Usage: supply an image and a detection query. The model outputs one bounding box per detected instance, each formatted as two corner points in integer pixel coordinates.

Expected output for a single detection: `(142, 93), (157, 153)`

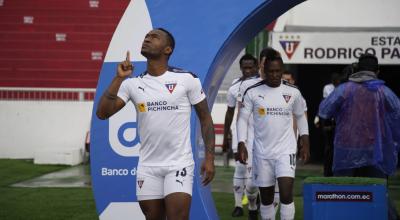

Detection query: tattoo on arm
(194, 99), (215, 156)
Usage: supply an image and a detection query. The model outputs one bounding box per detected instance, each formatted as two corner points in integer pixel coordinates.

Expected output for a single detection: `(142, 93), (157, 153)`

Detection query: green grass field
(0, 159), (399, 220)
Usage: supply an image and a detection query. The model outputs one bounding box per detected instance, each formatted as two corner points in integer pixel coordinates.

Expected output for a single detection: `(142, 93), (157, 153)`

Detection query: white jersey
(226, 75), (259, 155)
(238, 80), (305, 159)
(323, 83), (334, 98)
(117, 67), (206, 166)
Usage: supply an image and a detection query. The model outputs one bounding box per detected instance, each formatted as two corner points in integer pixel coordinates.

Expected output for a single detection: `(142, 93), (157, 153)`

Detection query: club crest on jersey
(137, 180), (144, 189)
(279, 35), (300, 59)
(137, 103), (147, 112)
(282, 94), (292, 103)
(165, 83), (177, 94)
(258, 107), (266, 116)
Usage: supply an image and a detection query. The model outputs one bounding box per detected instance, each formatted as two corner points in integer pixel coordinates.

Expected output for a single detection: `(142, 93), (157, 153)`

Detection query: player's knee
(245, 186), (258, 195)
(143, 212), (165, 220)
(279, 191), (293, 204)
(233, 185), (244, 193)
(167, 210), (189, 220)
(260, 194), (274, 205)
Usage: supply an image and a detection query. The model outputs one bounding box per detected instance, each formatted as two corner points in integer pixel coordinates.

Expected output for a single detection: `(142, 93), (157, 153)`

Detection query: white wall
(0, 101), (93, 163)
(274, 0), (400, 31)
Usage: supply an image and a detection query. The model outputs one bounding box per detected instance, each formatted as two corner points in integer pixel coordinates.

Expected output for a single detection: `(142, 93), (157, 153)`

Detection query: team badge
(137, 180), (144, 189)
(282, 94), (292, 103)
(247, 167), (252, 173)
(137, 103), (147, 112)
(279, 35), (300, 59)
(165, 83), (177, 94)
(258, 107), (266, 116)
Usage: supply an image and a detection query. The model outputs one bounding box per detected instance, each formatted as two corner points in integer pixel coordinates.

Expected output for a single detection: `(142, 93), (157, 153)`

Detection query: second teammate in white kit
(237, 56), (310, 220)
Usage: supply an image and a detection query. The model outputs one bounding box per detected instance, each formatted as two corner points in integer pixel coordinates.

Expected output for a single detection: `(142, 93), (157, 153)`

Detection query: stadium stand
(0, 0), (129, 92)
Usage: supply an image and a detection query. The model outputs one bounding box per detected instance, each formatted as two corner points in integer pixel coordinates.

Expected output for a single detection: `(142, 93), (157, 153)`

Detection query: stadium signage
(272, 32), (400, 64)
(315, 191), (373, 202)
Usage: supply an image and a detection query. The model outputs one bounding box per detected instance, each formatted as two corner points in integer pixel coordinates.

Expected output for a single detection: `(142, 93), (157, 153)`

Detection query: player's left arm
(194, 99), (216, 186)
(186, 74), (215, 186)
(293, 92), (310, 163)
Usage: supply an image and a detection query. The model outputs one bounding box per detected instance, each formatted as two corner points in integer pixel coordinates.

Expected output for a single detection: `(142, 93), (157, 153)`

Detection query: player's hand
(238, 142), (248, 164)
(298, 135), (310, 164)
(200, 157), (215, 186)
(117, 51), (134, 78)
(233, 152), (240, 161)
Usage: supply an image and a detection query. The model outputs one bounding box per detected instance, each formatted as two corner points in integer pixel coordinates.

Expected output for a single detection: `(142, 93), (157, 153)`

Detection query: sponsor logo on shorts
(247, 167), (252, 173)
(176, 179), (184, 186)
(137, 180), (144, 189)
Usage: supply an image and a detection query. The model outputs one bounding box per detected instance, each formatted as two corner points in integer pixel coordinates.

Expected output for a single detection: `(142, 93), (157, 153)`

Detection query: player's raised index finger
(126, 51), (130, 62)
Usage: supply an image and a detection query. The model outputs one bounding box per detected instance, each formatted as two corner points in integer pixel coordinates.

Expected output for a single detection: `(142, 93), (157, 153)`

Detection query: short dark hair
(264, 56), (284, 73)
(341, 64), (354, 80)
(156, 28), (175, 52)
(282, 70), (296, 81)
(259, 47), (281, 62)
(358, 53), (379, 72)
(239, 54), (257, 67)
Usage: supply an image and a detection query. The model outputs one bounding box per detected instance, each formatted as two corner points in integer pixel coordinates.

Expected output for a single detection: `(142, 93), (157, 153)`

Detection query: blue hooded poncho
(318, 71), (400, 175)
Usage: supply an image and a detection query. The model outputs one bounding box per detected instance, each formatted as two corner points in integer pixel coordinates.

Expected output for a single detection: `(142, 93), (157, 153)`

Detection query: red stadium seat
(0, 0), (129, 89)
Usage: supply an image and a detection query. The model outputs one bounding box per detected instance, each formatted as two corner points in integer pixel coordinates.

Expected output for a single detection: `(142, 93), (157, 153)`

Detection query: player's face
(240, 60), (258, 78)
(141, 30), (171, 59)
(282, 73), (295, 84)
(265, 60), (283, 88)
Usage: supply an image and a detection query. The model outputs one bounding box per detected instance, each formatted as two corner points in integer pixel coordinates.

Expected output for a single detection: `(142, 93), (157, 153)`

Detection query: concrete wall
(0, 101), (228, 163)
(0, 101), (93, 164)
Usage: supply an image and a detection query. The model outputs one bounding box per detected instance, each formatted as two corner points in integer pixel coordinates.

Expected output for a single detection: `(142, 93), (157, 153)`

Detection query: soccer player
(222, 54), (260, 219)
(96, 28), (215, 220)
(237, 56), (310, 220)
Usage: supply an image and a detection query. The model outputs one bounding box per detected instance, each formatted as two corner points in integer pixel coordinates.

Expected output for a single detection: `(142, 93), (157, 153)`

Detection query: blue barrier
(303, 177), (387, 220)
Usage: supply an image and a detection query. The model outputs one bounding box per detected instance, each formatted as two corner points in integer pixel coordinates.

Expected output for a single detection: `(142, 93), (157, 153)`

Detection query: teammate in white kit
(96, 28), (215, 220)
(237, 56), (310, 220)
(222, 54), (260, 219)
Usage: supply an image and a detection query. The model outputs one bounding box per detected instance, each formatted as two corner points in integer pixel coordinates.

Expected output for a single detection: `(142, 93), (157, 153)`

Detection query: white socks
(280, 202), (295, 220)
(260, 204), (275, 220)
(246, 186), (258, 211)
(260, 202), (294, 220)
(233, 178), (245, 207)
(273, 184), (280, 218)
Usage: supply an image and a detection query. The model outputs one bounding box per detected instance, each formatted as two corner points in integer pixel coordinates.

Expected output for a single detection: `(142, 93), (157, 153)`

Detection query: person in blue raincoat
(318, 53), (400, 219)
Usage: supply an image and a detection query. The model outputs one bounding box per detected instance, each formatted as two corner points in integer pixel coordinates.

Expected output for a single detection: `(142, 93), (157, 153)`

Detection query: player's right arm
(96, 51), (133, 120)
(222, 87), (236, 152)
(236, 91), (253, 164)
(222, 106), (234, 152)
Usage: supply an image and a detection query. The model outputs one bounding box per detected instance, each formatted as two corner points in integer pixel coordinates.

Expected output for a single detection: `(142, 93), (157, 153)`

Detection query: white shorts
(136, 164), (194, 201)
(233, 161), (257, 189)
(252, 154), (296, 187)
